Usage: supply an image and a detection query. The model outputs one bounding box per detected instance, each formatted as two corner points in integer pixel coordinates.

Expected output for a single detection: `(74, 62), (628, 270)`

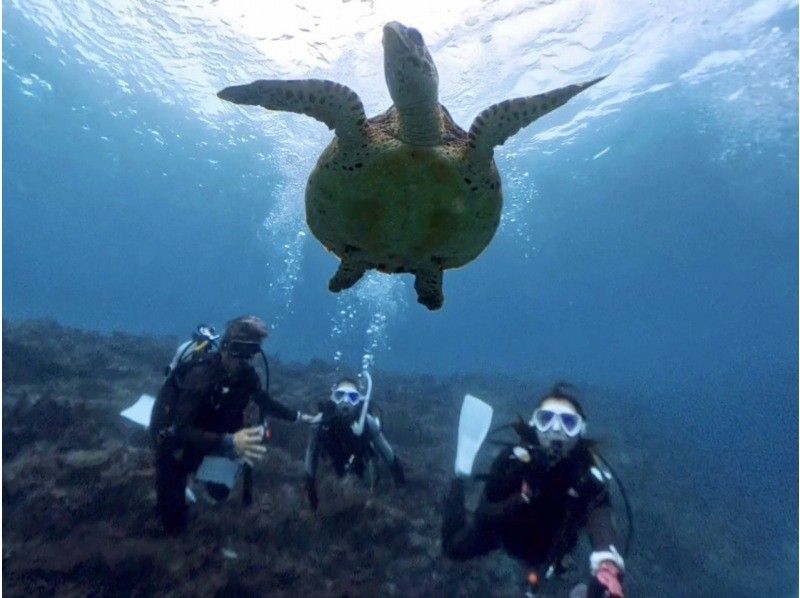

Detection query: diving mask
(530, 407), (585, 438)
(331, 389), (362, 405)
(226, 341), (261, 360)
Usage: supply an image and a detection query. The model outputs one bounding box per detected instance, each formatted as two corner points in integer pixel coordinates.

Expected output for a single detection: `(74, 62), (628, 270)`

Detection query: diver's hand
(232, 427), (267, 464)
(593, 561), (624, 598)
(521, 480), (533, 503)
(298, 412), (323, 424)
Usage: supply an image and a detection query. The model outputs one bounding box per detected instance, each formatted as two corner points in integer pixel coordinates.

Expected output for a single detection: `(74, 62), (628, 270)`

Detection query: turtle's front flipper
(467, 76), (606, 162)
(218, 79), (367, 142)
(414, 268), (444, 310)
(329, 259), (367, 292)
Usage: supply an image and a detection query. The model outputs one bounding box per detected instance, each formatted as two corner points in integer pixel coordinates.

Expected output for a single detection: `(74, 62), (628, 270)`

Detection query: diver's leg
(441, 478), (468, 555)
(156, 450), (188, 535)
(441, 478), (498, 560)
(388, 456), (406, 486)
(332, 453), (347, 477)
(367, 417), (395, 461)
(241, 463), (253, 506)
(367, 457), (378, 491)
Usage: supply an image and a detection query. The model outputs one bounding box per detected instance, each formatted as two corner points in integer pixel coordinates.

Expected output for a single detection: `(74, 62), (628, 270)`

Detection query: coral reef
(2, 320), (790, 596)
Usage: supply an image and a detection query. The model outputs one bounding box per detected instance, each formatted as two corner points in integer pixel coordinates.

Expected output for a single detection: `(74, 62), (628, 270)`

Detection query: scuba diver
(150, 315), (318, 535)
(442, 383), (626, 597)
(303, 375), (406, 510)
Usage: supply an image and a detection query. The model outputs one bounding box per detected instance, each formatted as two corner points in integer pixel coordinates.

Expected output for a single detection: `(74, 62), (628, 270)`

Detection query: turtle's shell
(305, 107), (502, 273)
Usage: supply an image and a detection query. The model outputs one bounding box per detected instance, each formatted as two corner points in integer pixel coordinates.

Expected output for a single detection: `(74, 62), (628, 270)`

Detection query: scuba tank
(164, 324), (221, 377)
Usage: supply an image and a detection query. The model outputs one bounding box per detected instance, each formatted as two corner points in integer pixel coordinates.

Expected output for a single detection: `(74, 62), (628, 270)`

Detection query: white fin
(455, 394), (494, 477)
(120, 394), (155, 427)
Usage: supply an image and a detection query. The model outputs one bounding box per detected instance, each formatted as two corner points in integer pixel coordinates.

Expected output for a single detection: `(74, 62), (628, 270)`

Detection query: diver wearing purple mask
(303, 376), (405, 510)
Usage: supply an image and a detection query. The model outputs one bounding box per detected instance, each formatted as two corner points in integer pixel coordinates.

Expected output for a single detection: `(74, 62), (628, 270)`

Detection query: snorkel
(350, 371), (373, 436)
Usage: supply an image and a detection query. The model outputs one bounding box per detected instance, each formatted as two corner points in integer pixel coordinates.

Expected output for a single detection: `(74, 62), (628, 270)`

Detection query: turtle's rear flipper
(414, 269), (444, 310)
(329, 259), (367, 292)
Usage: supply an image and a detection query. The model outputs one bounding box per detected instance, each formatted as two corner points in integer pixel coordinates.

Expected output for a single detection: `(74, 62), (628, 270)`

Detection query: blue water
(4, 1), (798, 594)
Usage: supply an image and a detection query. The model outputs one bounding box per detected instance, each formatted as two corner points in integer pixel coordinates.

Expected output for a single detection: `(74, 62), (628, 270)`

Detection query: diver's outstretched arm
(365, 415), (395, 463)
(587, 504), (618, 552)
(365, 415), (405, 485)
(253, 390), (300, 423)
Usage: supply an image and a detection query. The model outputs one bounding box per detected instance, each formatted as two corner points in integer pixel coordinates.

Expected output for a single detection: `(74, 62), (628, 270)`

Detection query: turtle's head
(382, 22), (439, 108)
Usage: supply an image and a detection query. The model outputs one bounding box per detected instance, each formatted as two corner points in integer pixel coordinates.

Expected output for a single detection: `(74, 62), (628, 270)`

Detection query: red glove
(595, 561), (624, 597)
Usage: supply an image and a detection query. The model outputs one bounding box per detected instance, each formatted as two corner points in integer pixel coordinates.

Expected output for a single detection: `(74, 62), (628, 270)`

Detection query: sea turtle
(218, 22), (603, 310)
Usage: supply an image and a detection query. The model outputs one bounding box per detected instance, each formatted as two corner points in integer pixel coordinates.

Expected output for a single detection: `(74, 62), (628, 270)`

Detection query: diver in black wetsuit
(150, 315), (317, 534)
(303, 377), (405, 510)
(442, 384), (625, 597)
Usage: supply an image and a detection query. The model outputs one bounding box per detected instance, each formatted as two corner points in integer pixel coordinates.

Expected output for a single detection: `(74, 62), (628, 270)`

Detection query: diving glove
(232, 426), (268, 464)
(298, 412), (323, 424)
(588, 561), (624, 598)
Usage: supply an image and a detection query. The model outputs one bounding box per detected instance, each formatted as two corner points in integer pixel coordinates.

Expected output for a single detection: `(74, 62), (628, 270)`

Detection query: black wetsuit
(303, 401), (405, 509)
(442, 440), (617, 570)
(150, 353), (297, 533)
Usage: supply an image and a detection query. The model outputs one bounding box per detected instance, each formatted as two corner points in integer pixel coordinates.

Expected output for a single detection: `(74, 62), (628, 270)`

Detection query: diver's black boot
(390, 456), (406, 487)
(155, 450), (189, 535)
(441, 478), (466, 534)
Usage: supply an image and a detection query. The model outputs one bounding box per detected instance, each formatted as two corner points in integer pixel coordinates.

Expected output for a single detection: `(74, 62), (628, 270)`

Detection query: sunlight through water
(8, 0), (796, 365)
